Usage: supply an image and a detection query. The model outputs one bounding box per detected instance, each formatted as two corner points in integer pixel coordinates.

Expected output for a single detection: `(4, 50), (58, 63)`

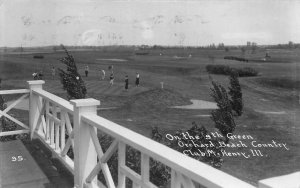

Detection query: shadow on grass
(255, 77), (300, 90)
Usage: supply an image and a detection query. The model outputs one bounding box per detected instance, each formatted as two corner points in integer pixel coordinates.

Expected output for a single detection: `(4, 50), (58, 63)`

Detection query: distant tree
(153, 45), (159, 50)
(218, 43), (225, 50)
(246, 41), (251, 47)
(210, 81), (236, 143)
(241, 47), (246, 55)
(225, 47), (230, 52)
(288, 41), (294, 49)
(228, 71), (243, 116)
(251, 42), (257, 54)
(57, 45), (87, 100)
(210, 43), (216, 49)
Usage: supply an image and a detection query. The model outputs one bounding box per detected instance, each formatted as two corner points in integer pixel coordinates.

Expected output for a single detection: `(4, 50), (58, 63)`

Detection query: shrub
(94, 122), (224, 187)
(33, 55), (44, 59)
(0, 118), (18, 142)
(57, 45), (87, 100)
(0, 83), (17, 141)
(206, 65), (232, 75)
(164, 122), (224, 169)
(97, 133), (170, 187)
(224, 56), (248, 62)
(228, 72), (243, 116)
(210, 81), (236, 143)
(236, 67), (258, 77)
(206, 65), (258, 77)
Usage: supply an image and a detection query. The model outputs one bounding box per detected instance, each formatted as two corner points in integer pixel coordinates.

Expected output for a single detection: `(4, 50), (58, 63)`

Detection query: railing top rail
(32, 89), (73, 113)
(0, 89), (30, 95)
(82, 114), (256, 188)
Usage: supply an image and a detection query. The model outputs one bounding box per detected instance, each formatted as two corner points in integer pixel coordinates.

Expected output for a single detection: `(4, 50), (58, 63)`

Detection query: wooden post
(141, 153), (150, 184)
(71, 98), (100, 188)
(160, 82), (164, 89)
(118, 141), (126, 188)
(27, 80), (45, 140)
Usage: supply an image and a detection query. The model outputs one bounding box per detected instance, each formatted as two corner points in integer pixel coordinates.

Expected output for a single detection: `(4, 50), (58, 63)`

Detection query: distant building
(140, 45), (150, 50)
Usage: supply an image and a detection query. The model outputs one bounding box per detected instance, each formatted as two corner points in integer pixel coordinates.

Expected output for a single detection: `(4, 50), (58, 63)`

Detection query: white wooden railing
(0, 89), (30, 137)
(0, 80), (298, 188)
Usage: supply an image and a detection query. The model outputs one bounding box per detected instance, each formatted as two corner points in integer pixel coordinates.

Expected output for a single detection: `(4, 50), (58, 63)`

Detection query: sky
(0, 0), (300, 47)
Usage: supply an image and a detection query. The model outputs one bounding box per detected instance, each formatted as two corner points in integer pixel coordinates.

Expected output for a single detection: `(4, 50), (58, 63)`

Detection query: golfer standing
(109, 72), (114, 86)
(101, 69), (105, 80)
(135, 72), (140, 87)
(38, 71), (43, 80)
(85, 66), (89, 77)
(125, 75), (129, 91)
(32, 71), (38, 80)
(108, 65), (114, 72)
(51, 66), (56, 79)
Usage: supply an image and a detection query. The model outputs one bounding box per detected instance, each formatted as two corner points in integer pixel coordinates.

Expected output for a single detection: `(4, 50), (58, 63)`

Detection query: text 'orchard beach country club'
(165, 132), (290, 158)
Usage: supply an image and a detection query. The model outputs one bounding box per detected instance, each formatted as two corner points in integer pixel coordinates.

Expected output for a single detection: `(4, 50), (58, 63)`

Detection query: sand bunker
(96, 58), (127, 62)
(194, 114), (211, 117)
(173, 56), (187, 59)
(260, 98), (269, 101)
(255, 110), (286, 115)
(173, 99), (218, 110)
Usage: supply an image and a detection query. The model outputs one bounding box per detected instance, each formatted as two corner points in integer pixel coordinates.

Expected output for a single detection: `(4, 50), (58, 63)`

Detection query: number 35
(12, 156), (23, 162)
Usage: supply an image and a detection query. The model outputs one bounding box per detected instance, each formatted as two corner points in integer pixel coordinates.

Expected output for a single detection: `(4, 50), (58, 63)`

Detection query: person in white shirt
(101, 69), (105, 80)
(32, 72), (38, 80)
(135, 72), (140, 87)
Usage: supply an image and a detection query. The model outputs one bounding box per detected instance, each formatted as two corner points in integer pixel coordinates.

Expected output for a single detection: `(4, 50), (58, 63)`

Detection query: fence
(0, 89), (30, 137)
(0, 80), (295, 188)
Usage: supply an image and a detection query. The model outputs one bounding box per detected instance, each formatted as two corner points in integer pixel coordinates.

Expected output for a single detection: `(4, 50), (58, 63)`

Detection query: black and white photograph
(0, 0), (299, 187)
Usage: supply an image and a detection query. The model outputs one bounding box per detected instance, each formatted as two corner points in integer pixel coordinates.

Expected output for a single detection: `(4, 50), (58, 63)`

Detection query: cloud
(1, 0), (299, 47)
(142, 29), (153, 40)
(81, 29), (102, 45)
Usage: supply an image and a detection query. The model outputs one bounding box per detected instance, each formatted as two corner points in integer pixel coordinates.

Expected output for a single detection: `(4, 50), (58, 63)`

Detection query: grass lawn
(1, 47), (300, 186)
